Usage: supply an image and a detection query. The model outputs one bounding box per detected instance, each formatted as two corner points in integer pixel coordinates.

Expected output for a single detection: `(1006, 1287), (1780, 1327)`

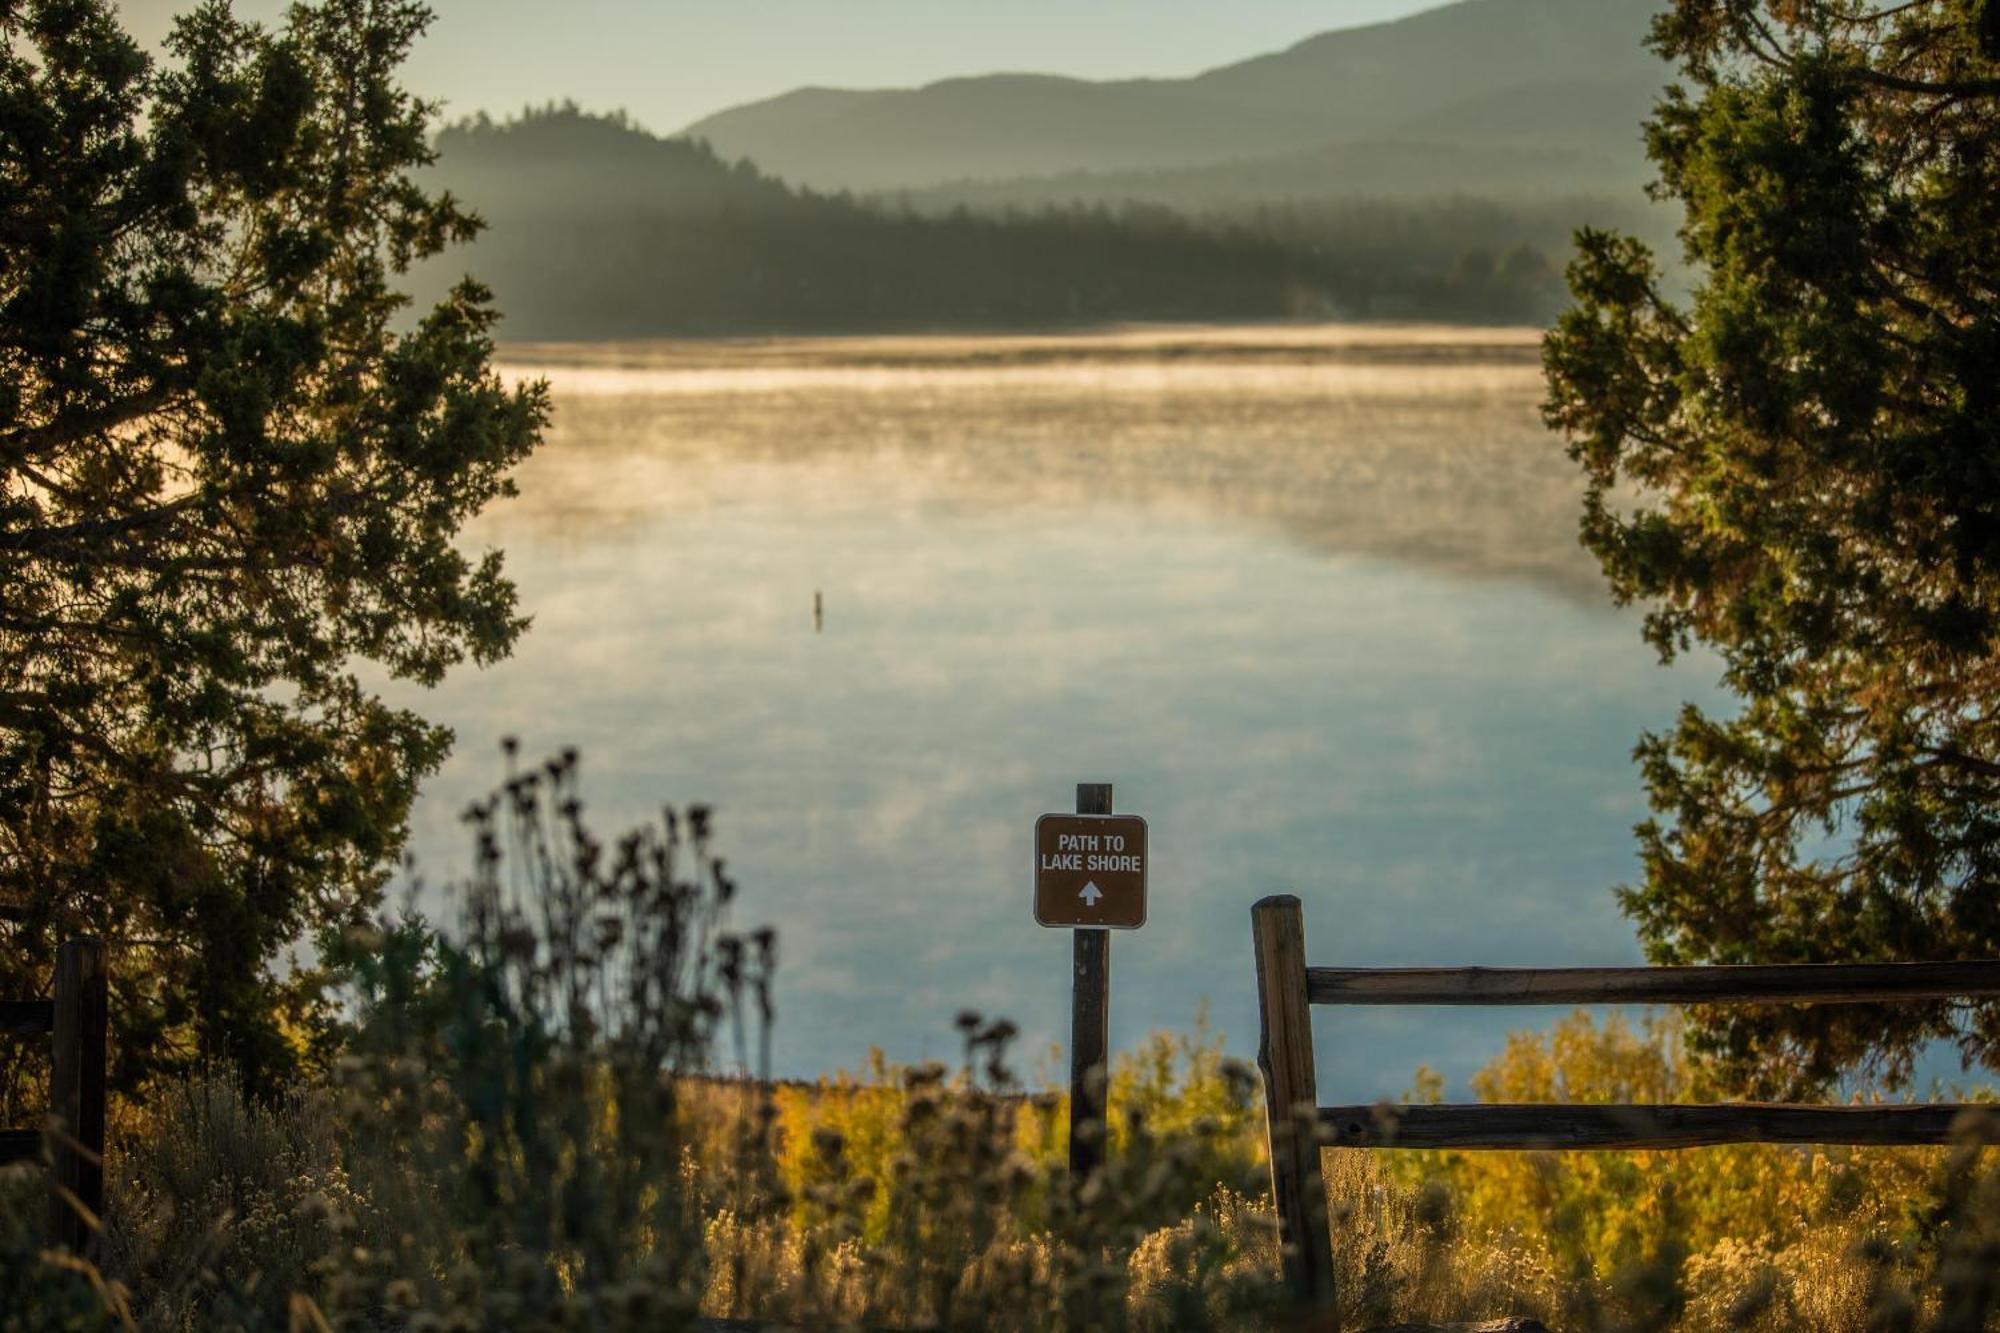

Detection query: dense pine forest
(413, 107), (1588, 337)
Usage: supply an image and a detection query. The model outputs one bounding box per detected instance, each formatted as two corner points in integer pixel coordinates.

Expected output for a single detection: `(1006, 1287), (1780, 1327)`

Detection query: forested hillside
(415, 108), (1588, 338)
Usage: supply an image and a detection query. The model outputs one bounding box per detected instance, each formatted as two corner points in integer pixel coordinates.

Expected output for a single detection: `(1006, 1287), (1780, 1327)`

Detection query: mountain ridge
(410, 107), (1598, 339)
(679, 0), (1668, 192)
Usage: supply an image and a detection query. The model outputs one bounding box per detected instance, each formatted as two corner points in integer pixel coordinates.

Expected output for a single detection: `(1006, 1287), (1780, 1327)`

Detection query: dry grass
(2, 760), (1994, 1331)
(5, 1020), (1996, 1331)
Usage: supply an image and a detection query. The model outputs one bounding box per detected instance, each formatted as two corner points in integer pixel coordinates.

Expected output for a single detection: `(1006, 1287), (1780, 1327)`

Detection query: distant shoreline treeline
(414, 106), (1664, 340)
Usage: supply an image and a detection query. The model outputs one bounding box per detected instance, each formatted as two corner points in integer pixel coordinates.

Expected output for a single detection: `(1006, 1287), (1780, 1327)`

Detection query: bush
(1381, 1011), (2000, 1330)
(101, 1075), (355, 1330)
(302, 746), (773, 1330)
(6, 755), (1996, 1331)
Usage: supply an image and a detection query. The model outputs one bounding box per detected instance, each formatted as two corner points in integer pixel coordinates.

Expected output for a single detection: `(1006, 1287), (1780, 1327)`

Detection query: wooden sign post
(1035, 783), (1148, 1188)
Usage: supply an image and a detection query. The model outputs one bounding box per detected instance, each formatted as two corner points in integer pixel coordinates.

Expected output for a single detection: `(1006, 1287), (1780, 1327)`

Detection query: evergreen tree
(1544, 1), (2000, 1093)
(0, 0), (546, 1088)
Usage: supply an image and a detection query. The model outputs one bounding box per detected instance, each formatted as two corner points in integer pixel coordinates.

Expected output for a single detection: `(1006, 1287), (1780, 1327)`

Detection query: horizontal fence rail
(1249, 894), (2000, 1325)
(1319, 1102), (1999, 1150)
(0, 1000), (54, 1036)
(1307, 961), (2000, 1007)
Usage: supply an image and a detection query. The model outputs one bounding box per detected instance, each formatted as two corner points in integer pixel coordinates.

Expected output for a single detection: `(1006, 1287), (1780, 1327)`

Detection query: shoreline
(495, 319), (1548, 373)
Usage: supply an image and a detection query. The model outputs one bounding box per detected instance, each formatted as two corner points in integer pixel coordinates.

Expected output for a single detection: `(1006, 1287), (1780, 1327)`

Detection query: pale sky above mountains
(115, 0), (1442, 135)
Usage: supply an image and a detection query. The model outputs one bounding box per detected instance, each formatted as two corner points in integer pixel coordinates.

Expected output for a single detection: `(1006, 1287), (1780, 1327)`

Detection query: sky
(114, 0), (1445, 135)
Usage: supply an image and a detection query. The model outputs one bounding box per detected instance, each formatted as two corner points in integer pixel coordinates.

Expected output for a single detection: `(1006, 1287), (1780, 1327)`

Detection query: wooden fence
(1250, 895), (2000, 1321)
(0, 939), (108, 1255)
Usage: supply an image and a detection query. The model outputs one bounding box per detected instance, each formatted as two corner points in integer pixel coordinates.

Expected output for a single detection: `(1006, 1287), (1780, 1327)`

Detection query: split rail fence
(0, 938), (108, 1255)
(1250, 894), (2000, 1321)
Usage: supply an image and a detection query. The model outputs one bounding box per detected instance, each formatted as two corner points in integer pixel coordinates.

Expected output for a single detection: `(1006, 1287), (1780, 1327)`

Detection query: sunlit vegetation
(0, 0), (549, 1102)
(2, 759), (1993, 1330)
(1383, 1015), (1999, 1329)
(1542, 0), (2000, 1093)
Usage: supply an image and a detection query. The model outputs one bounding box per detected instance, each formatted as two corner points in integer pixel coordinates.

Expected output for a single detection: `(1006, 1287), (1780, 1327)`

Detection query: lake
(381, 325), (1728, 1099)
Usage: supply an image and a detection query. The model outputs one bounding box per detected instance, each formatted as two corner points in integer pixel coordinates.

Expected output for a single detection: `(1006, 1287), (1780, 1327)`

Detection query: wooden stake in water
(1069, 782), (1112, 1188)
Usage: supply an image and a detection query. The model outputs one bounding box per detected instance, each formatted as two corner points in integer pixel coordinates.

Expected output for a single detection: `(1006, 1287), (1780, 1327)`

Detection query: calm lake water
(382, 325), (1730, 1098)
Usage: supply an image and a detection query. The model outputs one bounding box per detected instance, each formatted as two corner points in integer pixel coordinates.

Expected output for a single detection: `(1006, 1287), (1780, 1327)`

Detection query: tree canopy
(0, 0), (545, 1089)
(1544, 0), (2000, 1094)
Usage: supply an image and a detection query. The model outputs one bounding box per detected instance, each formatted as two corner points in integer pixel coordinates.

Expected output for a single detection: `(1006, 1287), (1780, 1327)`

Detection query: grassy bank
(2, 764), (1992, 1331)
(4, 1012), (1993, 1330)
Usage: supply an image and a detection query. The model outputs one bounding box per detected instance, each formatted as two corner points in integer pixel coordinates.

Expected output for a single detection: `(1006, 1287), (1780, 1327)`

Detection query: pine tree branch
(1852, 66), (2000, 97)
(0, 494), (201, 554)
(0, 388), (174, 460)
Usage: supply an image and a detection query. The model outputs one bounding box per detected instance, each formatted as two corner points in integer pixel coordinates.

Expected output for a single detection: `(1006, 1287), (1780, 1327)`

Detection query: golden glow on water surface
(385, 325), (1715, 1094)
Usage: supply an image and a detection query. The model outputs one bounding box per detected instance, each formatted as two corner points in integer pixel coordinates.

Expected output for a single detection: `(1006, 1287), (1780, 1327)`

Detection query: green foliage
(1542, 0), (2000, 1094)
(7, 991), (2000, 1330)
(1105, 1005), (1267, 1211)
(770, 1005), (1265, 1254)
(720, 1012), (1285, 1332)
(1, 754), (1290, 1332)
(1383, 1011), (2000, 1331)
(0, 0), (546, 1092)
(301, 749), (770, 1331)
(96, 1074), (354, 1330)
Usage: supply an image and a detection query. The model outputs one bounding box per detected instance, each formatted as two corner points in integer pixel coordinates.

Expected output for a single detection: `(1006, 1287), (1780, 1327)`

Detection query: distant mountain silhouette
(680, 0), (1666, 192)
(414, 108), (1599, 339)
(892, 130), (1653, 219)
(434, 107), (800, 215)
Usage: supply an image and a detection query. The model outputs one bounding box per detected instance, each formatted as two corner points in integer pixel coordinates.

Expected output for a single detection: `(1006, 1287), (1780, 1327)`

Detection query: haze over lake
(382, 325), (1724, 1098)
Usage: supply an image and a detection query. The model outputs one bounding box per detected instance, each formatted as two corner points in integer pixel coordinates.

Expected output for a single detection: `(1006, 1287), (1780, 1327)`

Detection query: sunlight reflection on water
(382, 325), (1730, 1097)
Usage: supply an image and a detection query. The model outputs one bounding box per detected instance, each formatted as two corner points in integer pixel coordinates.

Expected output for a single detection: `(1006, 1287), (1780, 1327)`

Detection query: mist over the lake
(374, 326), (1729, 1099)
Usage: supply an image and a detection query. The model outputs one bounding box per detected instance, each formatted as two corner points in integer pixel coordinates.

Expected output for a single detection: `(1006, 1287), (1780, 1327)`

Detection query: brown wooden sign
(1035, 813), (1148, 929)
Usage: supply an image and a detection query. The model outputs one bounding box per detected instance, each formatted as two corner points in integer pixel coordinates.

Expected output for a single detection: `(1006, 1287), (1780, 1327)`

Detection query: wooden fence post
(1253, 895), (1336, 1323)
(48, 937), (106, 1257)
(1068, 782), (1113, 1190)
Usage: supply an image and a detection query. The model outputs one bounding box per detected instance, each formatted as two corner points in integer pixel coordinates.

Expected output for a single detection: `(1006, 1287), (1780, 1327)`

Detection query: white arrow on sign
(1078, 882), (1103, 906)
